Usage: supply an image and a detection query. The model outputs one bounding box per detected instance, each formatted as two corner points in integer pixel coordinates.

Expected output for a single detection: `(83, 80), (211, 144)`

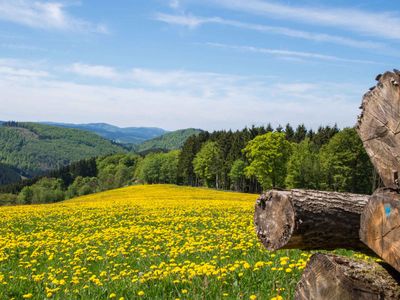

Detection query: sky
(0, 0), (399, 131)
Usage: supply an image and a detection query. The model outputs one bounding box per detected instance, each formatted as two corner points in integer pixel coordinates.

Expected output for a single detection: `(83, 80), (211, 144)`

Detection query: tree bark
(295, 253), (400, 300)
(254, 189), (370, 251)
(356, 70), (400, 189)
(360, 188), (400, 273)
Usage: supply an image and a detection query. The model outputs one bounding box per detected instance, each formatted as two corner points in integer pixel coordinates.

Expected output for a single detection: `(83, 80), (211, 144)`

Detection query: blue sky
(0, 0), (399, 130)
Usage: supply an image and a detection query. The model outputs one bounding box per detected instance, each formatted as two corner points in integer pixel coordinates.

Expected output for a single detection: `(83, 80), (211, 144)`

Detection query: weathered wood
(360, 188), (400, 272)
(357, 70), (400, 188)
(254, 189), (370, 251)
(295, 253), (400, 300)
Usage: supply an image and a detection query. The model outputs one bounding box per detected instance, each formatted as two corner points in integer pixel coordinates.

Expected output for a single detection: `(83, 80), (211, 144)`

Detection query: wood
(360, 188), (400, 272)
(295, 253), (400, 300)
(357, 70), (400, 188)
(254, 189), (370, 251)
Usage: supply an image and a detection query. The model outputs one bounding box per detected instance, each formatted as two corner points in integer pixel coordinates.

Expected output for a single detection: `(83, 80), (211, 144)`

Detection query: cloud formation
(0, 59), (363, 130)
(155, 13), (385, 50)
(209, 0), (400, 40)
(207, 43), (378, 65)
(0, 0), (108, 33)
(69, 63), (118, 79)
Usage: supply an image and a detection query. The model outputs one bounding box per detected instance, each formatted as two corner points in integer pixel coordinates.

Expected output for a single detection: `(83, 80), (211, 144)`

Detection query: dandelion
(22, 294), (33, 299)
(138, 291), (145, 296)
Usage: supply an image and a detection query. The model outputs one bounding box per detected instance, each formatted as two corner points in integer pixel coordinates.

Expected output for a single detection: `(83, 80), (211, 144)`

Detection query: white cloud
(0, 58), (363, 131)
(69, 63), (118, 79)
(209, 0), (400, 40)
(0, 58), (49, 79)
(207, 42), (378, 65)
(0, 0), (108, 33)
(155, 13), (385, 50)
(169, 0), (180, 9)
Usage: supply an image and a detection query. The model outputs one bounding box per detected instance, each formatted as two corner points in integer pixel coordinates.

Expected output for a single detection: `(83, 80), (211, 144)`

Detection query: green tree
(229, 159), (246, 191)
(159, 150), (180, 184)
(193, 141), (222, 188)
(285, 138), (321, 189)
(17, 177), (64, 204)
(97, 153), (139, 190)
(319, 127), (373, 193)
(66, 176), (100, 198)
(243, 132), (292, 189)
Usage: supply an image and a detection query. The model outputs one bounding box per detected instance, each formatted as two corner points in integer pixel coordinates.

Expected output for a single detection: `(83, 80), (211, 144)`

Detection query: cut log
(357, 70), (400, 188)
(295, 253), (400, 300)
(360, 188), (400, 272)
(254, 189), (370, 251)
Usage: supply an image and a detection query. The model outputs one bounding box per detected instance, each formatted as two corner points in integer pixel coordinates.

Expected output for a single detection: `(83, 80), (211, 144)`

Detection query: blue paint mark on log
(385, 204), (391, 218)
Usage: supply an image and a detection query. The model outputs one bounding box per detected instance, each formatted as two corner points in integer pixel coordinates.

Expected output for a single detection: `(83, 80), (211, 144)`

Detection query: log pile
(254, 70), (400, 299)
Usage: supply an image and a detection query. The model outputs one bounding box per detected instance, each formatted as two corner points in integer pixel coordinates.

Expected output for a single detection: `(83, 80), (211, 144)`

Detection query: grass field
(0, 185), (313, 299)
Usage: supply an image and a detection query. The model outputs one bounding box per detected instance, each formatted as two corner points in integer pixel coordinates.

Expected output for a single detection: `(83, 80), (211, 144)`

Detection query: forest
(0, 123), (376, 206)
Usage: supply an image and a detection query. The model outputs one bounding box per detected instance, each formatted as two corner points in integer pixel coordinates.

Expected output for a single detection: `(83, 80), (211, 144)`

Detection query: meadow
(0, 185), (324, 299)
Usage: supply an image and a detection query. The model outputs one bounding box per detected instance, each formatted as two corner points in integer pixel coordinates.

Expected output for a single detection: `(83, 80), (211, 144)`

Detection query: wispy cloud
(69, 63), (118, 79)
(207, 42), (379, 65)
(0, 0), (108, 33)
(209, 0), (400, 40)
(0, 58), (363, 130)
(155, 13), (385, 50)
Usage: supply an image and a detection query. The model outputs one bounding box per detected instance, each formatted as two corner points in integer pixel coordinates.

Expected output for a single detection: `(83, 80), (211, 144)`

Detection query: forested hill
(0, 163), (21, 185)
(0, 122), (125, 179)
(43, 122), (166, 144)
(136, 128), (203, 153)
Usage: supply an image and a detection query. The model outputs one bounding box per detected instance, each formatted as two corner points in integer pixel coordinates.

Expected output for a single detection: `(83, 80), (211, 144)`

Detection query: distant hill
(43, 122), (166, 144)
(0, 122), (125, 179)
(136, 128), (203, 153)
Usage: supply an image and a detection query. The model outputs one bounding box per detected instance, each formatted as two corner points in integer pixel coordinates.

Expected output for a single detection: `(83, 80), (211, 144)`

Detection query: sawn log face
(357, 70), (400, 188)
(360, 188), (400, 273)
(295, 253), (400, 300)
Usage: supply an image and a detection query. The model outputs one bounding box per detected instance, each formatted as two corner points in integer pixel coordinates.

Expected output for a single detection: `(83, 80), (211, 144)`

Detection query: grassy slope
(0, 185), (365, 299)
(0, 122), (125, 177)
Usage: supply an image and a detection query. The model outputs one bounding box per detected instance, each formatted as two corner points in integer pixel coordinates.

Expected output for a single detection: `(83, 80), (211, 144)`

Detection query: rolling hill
(43, 122), (166, 144)
(0, 122), (126, 179)
(135, 128), (203, 153)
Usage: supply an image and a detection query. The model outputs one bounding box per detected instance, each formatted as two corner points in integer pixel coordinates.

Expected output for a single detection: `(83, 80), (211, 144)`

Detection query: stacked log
(295, 254), (400, 300)
(254, 189), (369, 251)
(254, 70), (400, 298)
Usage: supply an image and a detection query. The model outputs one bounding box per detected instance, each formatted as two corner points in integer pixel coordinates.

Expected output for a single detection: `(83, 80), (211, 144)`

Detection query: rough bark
(360, 188), (400, 272)
(356, 70), (400, 188)
(254, 189), (369, 251)
(295, 253), (400, 300)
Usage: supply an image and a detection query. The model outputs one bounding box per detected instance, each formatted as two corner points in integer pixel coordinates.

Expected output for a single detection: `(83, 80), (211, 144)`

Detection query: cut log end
(357, 70), (400, 188)
(295, 253), (400, 300)
(254, 190), (294, 250)
(360, 189), (400, 273)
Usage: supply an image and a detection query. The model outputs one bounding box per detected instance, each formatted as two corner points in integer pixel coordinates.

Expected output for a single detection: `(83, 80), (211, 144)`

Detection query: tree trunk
(356, 70), (400, 189)
(295, 253), (400, 300)
(254, 189), (370, 251)
(360, 188), (400, 272)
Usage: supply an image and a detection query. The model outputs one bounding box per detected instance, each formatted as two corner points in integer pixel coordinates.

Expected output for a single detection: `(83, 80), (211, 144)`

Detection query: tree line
(0, 124), (377, 206)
